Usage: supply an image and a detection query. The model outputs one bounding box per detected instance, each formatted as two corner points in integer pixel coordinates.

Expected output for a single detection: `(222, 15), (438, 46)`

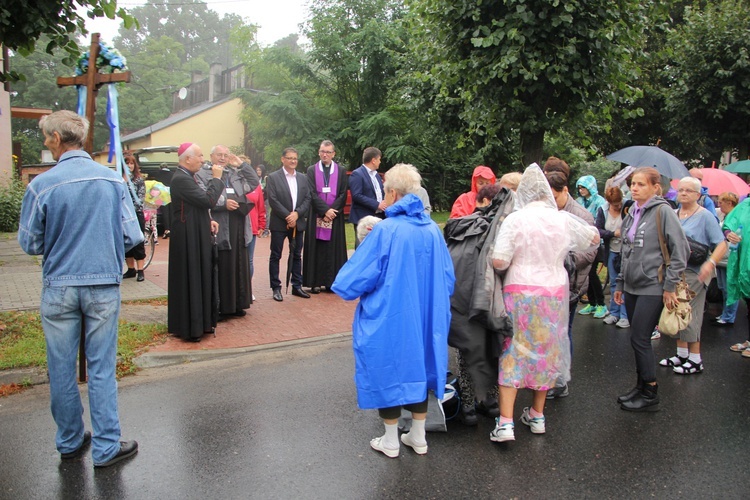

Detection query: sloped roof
(121, 95), (235, 143)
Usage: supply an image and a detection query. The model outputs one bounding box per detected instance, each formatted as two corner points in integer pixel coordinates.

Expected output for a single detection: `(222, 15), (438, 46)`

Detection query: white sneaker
(616, 318), (630, 328)
(252, 294), (256, 301)
(370, 436), (399, 458)
(603, 315), (618, 325)
(490, 419), (515, 442)
(520, 407), (546, 434)
(400, 432), (428, 455)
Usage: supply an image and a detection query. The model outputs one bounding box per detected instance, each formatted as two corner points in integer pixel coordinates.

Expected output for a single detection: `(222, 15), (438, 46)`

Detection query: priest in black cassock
(303, 140), (348, 293)
(168, 142), (224, 342)
(196, 145), (259, 318)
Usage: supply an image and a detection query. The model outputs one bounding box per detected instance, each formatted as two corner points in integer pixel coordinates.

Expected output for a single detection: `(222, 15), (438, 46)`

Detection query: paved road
(1, 308), (748, 499)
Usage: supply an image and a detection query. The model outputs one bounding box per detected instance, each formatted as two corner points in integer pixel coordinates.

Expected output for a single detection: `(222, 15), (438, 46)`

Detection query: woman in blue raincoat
(576, 174), (608, 318)
(332, 163), (455, 459)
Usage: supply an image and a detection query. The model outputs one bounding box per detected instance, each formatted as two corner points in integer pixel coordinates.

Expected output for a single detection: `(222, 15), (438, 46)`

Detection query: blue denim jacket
(18, 150), (144, 286)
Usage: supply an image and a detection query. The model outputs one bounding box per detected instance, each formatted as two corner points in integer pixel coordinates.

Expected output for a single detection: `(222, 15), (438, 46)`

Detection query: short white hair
(679, 176), (702, 193)
(383, 163), (421, 197)
(356, 216), (383, 242)
(178, 144), (198, 163)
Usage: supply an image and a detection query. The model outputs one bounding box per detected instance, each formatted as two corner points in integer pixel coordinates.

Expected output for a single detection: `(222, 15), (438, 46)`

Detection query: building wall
(0, 85), (12, 185)
(123, 98), (245, 153)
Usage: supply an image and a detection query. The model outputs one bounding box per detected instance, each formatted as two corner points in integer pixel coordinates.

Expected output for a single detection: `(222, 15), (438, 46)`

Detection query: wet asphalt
(1, 303), (749, 499)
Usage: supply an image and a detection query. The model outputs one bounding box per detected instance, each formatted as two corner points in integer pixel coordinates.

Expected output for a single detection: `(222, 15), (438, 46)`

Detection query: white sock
(677, 347), (689, 359)
(409, 418), (427, 444)
(382, 422), (399, 449)
(688, 352), (702, 364)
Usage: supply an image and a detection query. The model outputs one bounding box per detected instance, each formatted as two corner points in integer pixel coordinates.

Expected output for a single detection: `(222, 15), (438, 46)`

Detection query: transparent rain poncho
(491, 164), (599, 389)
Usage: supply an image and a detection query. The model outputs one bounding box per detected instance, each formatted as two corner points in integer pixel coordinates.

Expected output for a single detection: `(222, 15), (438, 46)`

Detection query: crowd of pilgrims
(128, 144), (748, 456)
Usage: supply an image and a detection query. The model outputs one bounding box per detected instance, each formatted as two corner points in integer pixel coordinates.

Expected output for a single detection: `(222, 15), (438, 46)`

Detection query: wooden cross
(56, 33), (131, 154)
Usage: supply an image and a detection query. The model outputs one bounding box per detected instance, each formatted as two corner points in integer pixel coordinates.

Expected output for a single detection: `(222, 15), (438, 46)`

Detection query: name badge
(322, 187), (331, 193)
(226, 188), (236, 194)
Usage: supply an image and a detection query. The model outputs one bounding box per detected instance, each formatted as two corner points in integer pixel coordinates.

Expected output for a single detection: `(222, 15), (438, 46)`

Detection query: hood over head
(575, 175), (599, 197)
(471, 166), (496, 193)
(514, 164), (557, 211)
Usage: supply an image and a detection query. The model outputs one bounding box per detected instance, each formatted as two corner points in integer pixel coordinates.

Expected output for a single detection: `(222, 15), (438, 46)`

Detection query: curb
(134, 332), (353, 368)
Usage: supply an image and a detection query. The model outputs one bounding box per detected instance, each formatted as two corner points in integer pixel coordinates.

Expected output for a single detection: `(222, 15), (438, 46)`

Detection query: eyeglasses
(283, 157), (298, 161)
(677, 188), (698, 194)
(319, 150), (334, 155)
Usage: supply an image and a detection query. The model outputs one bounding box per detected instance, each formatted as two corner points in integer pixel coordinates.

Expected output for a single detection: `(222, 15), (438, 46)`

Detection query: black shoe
(617, 375), (644, 403)
(620, 383), (660, 412)
(476, 399), (500, 418)
(136, 270), (145, 282)
(162, 230), (170, 239)
(310, 286), (321, 294)
(233, 310), (247, 317)
(459, 405), (478, 426)
(122, 268), (136, 279)
(292, 287), (311, 298)
(273, 289), (283, 302)
(546, 384), (569, 400)
(61, 431), (91, 459)
(94, 440), (138, 468)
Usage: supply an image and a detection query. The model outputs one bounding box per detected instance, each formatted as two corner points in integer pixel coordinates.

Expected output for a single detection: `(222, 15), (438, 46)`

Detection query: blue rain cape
(332, 194), (455, 410)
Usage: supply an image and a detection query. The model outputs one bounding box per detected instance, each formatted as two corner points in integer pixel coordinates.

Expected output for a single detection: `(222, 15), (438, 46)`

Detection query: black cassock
(168, 169), (224, 340)
(302, 164), (348, 289)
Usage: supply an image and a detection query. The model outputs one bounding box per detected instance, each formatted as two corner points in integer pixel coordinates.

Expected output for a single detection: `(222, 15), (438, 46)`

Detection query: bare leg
(499, 386), (517, 419)
(532, 390), (547, 414)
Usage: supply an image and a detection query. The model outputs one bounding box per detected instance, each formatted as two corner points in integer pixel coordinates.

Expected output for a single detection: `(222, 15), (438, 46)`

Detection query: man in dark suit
(349, 146), (386, 248)
(266, 147), (311, 301)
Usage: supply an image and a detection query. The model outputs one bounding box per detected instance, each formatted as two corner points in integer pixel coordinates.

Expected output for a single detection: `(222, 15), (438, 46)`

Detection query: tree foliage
(0, 0), (137, 81)
(663, 0), (750, 161)
(405, 0), (649, 166)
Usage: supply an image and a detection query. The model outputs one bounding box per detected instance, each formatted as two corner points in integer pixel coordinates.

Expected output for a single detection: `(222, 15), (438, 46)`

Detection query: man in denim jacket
(18, 110), (143, 468)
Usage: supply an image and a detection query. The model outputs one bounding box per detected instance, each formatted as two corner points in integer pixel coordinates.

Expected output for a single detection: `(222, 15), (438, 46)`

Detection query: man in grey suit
(266, 147), (312, 301)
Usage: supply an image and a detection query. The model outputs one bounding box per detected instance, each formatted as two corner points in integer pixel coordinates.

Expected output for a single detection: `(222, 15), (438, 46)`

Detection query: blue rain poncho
(332, 194), (455, 410)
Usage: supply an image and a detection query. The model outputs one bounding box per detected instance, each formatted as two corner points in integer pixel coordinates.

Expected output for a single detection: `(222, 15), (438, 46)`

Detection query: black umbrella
(606, 145), (689, 179)
(285, 227), (296, 294)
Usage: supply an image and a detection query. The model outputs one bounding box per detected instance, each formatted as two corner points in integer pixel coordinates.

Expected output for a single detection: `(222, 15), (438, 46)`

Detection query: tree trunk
(520, 129), (546, 168)
(738, 143), (749, 161)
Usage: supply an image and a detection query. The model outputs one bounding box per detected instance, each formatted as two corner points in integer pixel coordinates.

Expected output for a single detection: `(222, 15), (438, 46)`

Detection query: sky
(83, 0), (310, 47)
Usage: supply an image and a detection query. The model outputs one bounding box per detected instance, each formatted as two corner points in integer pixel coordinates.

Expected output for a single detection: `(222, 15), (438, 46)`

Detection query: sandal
(659, 356), (687, 367)
(673, 359), (704, 375)
(742, 350), (750, 359)
(730, 341), (750, 352)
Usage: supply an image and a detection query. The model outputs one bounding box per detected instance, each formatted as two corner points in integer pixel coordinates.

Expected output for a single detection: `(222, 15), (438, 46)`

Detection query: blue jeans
(40, 285), (122, 465)
(247, 234), (256, 279)
(607, 252), (628, 320)
(716, 267), (739, 323)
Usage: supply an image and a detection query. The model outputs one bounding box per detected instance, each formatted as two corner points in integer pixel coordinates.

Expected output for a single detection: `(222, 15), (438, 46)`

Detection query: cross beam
(56, 33), (131, 154)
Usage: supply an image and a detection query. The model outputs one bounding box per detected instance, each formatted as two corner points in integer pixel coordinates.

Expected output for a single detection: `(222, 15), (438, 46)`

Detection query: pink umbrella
(670, 168), (750, 196)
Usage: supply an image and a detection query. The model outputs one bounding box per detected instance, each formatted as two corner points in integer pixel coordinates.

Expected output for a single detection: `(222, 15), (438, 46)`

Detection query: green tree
(663, 0), (750, 161)
(405, 0), (649, 166)
(0, 0), (136, 81)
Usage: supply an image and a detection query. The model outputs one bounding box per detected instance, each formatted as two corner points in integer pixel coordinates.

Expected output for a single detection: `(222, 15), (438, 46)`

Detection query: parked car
(131, 146), (179, 186)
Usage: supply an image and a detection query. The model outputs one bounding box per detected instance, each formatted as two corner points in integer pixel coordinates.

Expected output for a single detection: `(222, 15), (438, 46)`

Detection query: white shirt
(284, 169), (298, 210)
(367, 167), (383, 202)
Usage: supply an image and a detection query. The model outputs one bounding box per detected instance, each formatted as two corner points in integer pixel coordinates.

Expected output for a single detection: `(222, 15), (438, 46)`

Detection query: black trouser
(125, 210), (146, 260)
(586, 256), (605, 307)
(269, 228), (304, 290)
(378, 398), (429, 420)
(624, 293), (663, 383)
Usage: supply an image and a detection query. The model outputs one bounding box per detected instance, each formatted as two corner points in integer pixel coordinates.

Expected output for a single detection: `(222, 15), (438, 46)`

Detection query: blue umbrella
(606, 146), (690, 179)
(725, 159), (750, 174)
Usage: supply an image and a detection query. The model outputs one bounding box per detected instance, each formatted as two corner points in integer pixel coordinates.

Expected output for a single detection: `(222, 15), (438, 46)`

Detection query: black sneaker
(546, 385), (569, 400)
(476, 399), (500, 418)
(60, 431), (91, 459)
(459, 405), (478, 426)
(122, 268), (137, 279)
(94, 440), (138, 468)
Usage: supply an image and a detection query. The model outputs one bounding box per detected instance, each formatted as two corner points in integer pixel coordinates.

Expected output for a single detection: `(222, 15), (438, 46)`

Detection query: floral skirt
(499, 288), (570, 391)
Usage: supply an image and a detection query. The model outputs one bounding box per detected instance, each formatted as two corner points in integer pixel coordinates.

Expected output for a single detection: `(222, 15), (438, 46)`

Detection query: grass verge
(0, 310), (168, 382)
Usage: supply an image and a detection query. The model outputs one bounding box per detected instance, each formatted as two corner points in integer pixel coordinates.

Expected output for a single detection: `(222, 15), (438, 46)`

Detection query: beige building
(99, 63), (249, 164)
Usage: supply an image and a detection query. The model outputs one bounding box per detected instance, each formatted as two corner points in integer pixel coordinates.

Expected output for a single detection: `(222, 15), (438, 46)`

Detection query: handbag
(686, 235), (710, 265)
(655, 206), (695, 337)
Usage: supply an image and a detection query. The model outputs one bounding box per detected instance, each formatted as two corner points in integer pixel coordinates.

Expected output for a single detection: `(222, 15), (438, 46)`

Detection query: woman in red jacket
(450, 166), (496, 218)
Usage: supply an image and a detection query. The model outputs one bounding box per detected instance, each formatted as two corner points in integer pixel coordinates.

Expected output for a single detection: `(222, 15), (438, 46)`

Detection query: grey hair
(383, 163), (422, 197)
(320, 140), (335, 151)
(178, 144), (198, 163)
(39, 110), (88, 147)
(679, 176), (702, 193)
(211, 144), (228, 155)
(356, 216), (383, 242)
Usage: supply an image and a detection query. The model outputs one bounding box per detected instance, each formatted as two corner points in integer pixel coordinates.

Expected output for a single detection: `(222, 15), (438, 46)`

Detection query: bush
(0, 176), (25, 232)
